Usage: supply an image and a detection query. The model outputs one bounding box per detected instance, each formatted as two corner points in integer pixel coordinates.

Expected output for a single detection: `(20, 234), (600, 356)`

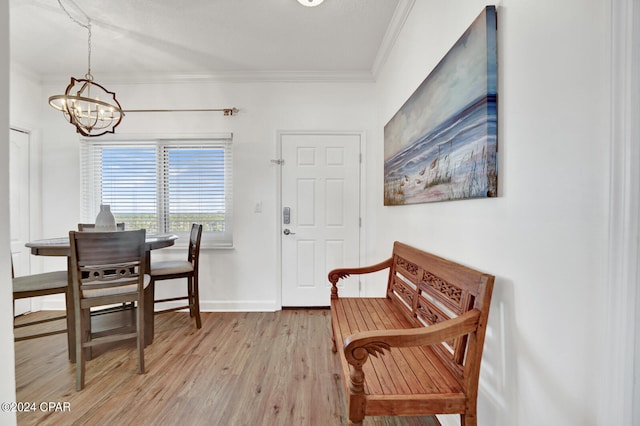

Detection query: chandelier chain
(50, 0), (236, 137)
(87, 21), (92, 80)
(57, 0), (93, 79)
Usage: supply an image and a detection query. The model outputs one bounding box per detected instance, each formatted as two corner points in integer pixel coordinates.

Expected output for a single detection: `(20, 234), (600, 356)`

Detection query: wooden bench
(329, 242), (494, 426)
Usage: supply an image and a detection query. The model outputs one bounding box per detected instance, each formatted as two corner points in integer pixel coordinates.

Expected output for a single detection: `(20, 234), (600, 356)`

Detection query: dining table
(25, 233), (178, 362)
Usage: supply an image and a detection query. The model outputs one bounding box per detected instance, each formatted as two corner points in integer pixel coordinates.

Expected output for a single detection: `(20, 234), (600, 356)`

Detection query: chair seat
(150, 260), (193, 276)
(12, 268), (69, 344)
(13, 270), (68, 296)
(83, 275), (151, 298)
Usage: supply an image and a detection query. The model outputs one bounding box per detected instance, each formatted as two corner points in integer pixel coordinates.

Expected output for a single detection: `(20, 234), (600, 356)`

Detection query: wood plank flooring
(14, 310), (440, 426)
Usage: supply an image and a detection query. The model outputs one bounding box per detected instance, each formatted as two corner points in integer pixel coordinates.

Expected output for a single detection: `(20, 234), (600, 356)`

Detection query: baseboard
(200, 300), (279, 312)
(40, 299), (280, 312)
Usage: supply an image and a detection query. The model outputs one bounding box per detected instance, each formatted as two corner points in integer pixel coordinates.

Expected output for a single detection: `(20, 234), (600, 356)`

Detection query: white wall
(1, 0), (18, 424)
(6, 0), (624, 424)
(373, 1), (610, 425)
(36, 79), (377, 311)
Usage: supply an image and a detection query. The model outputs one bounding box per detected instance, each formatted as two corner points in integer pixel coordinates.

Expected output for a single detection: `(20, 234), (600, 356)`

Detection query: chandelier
(297, 0), (325, 6)
(48, 1), (238, 137)
(48, 2), (123, 137)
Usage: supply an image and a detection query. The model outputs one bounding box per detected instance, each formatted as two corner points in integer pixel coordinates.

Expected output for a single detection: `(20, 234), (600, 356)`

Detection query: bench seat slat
(364, 299), (437, 394)
(366, 299), (464, 394)
(333, 298), (463, 397)
(342, 299), (387, 394)
(356, 300), (415, 396)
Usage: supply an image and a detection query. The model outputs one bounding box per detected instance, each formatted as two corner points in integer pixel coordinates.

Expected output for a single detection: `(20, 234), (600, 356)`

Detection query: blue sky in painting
(384, 7), (495, 161)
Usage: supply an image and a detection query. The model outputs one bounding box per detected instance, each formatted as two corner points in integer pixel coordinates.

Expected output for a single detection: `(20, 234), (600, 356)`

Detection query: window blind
(81, 137), (233, 247)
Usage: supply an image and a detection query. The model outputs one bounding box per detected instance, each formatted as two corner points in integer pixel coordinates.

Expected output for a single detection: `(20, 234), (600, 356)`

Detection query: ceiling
(10, 0), (408, 84)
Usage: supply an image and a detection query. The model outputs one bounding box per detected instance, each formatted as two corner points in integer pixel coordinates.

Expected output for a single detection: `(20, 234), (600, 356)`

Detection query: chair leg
(75, 308), (85, 391)
(192, 275), (201, 329)
(187, 277), (195, 318)
(144, 281), (155, 347)
(65, 286), (74, 361)
(137, 294), (145, 374)
(83, 309), (92, 360)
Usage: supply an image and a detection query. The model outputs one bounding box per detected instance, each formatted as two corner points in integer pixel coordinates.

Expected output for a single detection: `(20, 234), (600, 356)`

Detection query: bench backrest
(386, 241), (494, 387)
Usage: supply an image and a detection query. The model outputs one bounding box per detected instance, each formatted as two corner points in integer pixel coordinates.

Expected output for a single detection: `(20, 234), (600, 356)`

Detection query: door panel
(281, 133), (360, 307)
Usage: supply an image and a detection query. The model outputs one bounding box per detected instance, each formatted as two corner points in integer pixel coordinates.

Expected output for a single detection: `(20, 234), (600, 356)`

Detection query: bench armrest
(343, 309), (481, 367)
(328, 257), (393, 299)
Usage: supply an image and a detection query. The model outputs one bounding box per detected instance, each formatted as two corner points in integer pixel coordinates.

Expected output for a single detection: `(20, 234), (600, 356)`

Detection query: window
(81, 136), (233, 248)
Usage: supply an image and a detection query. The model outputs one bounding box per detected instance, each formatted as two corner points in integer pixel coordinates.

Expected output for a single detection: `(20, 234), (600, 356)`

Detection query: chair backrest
(69, 229), (146, 304)
(78, 223), (125, 231)
(188, 224), (204, 269)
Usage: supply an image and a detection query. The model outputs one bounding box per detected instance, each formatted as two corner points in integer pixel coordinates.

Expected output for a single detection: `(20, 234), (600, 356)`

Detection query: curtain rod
(123, 108), (238, 116)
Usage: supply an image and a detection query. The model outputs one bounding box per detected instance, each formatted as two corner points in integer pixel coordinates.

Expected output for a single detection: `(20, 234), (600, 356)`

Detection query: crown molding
(371, 0), (416, 78)
(38, 69), (376, 86)
(21, 0), (413, 87)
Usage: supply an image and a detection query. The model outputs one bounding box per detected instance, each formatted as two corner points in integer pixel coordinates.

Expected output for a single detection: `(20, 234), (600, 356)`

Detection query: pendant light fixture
(297, 0), (325, 7)
(48, 1), (123, 137)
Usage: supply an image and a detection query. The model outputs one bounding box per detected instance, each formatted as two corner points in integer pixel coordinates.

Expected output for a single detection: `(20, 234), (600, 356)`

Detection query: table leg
(66, 256), (76, 363)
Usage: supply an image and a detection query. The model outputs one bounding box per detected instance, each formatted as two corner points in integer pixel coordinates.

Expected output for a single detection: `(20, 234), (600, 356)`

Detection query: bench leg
(330, 321), (338, 352)
(461, 413), (477, 426)
(348, 394), (365, 426)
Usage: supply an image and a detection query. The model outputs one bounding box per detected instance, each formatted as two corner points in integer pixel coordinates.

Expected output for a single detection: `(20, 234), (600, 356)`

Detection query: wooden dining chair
(78, 223), (125, 231)
(12, 259), (70, 342)
(148, 223), (203, 329)
(69, 229), (148, 391)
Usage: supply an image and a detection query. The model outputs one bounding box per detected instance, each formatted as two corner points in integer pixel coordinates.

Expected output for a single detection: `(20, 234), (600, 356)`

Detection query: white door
(281, 133), (361, 307)
(10, 129), (32, 316)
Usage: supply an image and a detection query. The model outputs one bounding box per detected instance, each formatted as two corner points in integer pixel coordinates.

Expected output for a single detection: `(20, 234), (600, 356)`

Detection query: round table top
(26, 233), (178, 256)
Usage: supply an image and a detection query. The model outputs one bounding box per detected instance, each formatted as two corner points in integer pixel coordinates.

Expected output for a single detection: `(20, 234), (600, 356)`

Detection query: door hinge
(271, 159), (285, 165)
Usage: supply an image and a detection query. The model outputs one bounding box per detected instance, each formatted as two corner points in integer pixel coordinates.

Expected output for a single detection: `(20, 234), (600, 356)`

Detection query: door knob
(283, 228), (296, 235)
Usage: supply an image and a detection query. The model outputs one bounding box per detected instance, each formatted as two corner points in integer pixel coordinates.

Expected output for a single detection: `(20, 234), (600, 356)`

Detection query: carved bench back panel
(386, 242), (493, 374)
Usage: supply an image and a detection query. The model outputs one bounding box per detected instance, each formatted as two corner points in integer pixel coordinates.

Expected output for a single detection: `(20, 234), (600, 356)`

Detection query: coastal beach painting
(384, 6), (498, 205)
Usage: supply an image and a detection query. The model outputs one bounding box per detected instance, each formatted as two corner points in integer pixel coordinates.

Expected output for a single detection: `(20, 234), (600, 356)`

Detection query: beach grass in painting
(384, 6), (498, 205)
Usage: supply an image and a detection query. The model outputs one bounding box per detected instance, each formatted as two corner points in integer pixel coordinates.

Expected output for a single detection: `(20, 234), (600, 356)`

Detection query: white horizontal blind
(162, 143), (233, 244)
(81, 137), (233, 247)
(102, 145), (157, 232)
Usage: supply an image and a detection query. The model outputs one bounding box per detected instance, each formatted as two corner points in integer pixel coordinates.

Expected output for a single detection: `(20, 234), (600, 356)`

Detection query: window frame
(80, 134), (233, 249)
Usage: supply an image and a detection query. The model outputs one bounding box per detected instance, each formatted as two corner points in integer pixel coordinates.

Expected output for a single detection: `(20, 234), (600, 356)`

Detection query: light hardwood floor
(14, 309), (440, 426)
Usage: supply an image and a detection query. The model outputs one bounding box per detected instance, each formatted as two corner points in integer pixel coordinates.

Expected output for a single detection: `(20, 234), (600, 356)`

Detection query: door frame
(9, 127), (34, 315)
(602, 0), (640, 424)
(10, 125), (41, 263)
(275, 130), (367, 308)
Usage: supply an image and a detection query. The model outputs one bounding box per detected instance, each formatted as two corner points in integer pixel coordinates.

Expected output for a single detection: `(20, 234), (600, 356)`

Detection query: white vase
(95, 204), (117, 231)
